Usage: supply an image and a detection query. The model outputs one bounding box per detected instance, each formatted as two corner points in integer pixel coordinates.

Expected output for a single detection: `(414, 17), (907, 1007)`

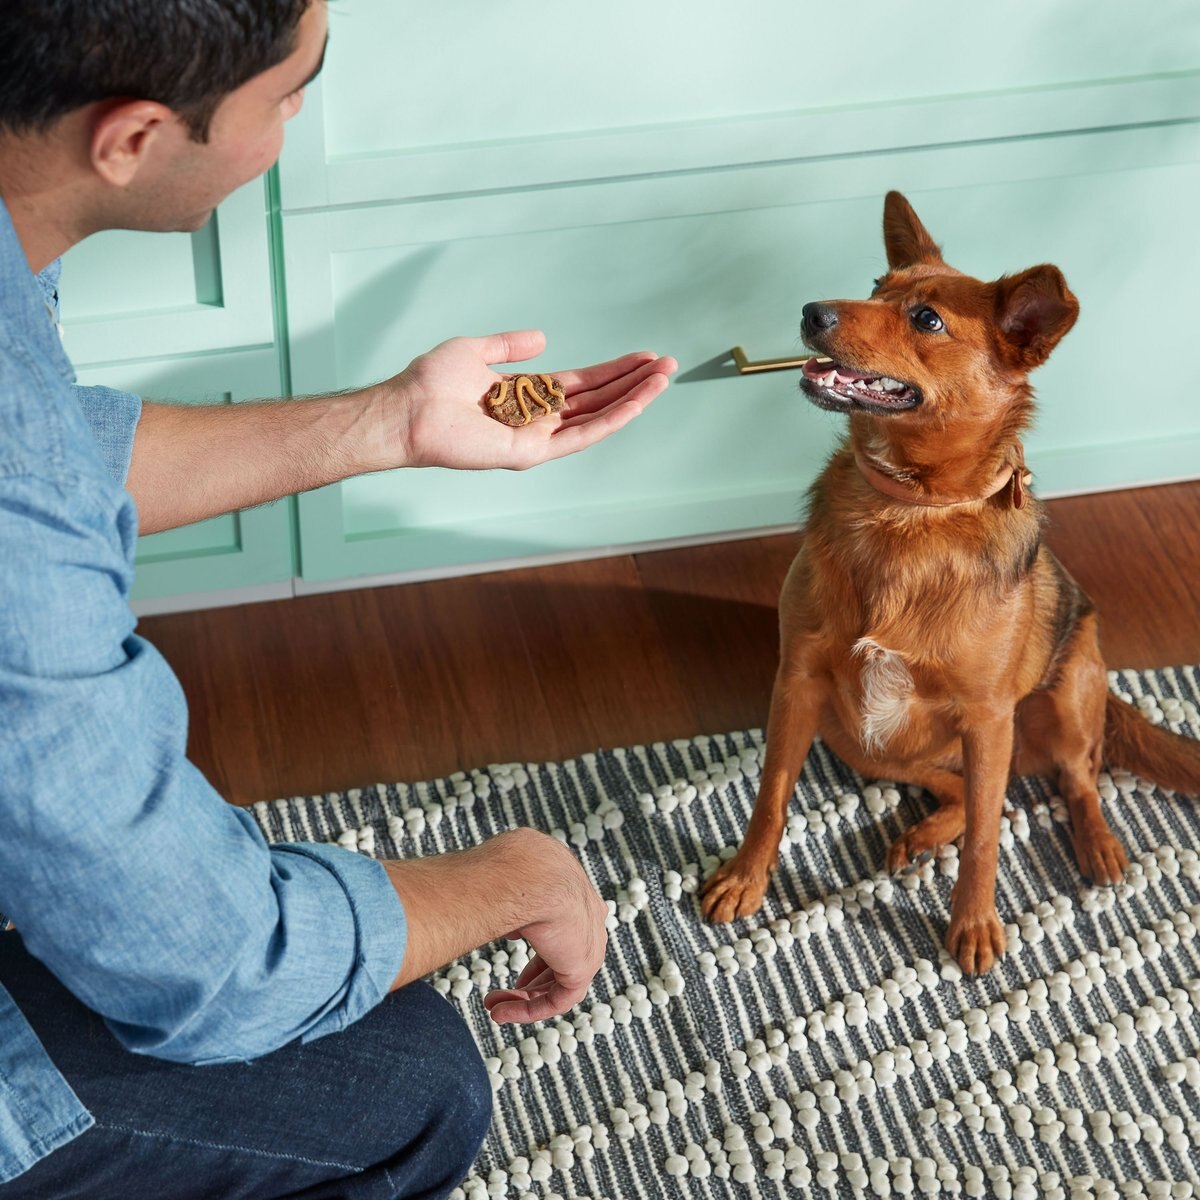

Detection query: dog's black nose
(801, 302), (838, 338)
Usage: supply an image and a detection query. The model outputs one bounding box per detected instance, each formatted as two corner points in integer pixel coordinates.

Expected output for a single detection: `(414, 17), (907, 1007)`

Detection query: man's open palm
(382, 331), (676, 471)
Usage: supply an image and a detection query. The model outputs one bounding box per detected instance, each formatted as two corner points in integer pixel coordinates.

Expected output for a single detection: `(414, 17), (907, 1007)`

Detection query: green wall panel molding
(284, 122), (1200, 585)
(59, 178), (274, 367)
(278, 0), (1200, 209)
(74, 349), (295, 603)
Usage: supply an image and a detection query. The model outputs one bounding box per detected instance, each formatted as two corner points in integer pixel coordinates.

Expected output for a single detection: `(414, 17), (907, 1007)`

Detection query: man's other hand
(383, 828), (609, 1024)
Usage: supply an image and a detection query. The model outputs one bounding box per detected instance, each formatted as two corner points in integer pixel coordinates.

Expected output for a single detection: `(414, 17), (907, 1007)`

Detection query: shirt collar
(0, 195), (75, 382)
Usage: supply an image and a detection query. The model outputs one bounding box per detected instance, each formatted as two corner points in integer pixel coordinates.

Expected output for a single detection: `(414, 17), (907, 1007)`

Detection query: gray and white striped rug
(253, 667), (1200, 1200)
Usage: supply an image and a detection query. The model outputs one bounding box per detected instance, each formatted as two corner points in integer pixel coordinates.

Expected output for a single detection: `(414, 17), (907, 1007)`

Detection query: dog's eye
(911, 306), (944, 332)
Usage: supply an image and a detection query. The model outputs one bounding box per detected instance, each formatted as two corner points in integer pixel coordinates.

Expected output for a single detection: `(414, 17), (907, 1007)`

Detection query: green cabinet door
(277, 0), (1200, 592)
(58, 176), (288, 610)
(283, 123), (1200, 589)
(58, 178), (274, 366)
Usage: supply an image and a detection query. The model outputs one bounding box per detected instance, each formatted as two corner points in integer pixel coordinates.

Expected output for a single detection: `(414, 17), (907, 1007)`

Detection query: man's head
(0, 1), (316, 144)
(0, 1), (327, 259)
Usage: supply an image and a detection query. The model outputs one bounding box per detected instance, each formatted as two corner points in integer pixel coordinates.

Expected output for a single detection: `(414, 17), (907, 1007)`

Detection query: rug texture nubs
(252, 667), (1200, 1200)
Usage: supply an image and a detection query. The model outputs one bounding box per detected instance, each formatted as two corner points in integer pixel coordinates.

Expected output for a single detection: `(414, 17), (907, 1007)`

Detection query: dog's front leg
(945, 710), (1014, 973)
(700, 660), (825, 923)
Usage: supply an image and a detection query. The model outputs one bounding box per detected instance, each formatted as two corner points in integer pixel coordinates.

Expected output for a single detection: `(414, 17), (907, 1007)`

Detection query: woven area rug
(253, 667), (1200, 1200)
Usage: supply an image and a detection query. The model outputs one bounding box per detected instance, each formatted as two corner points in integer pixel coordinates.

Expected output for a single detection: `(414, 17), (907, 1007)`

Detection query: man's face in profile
(121, 0), (327, 234)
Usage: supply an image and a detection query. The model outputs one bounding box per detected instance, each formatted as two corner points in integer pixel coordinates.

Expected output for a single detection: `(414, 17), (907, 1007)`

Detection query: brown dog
(700, 191), (1200, 973)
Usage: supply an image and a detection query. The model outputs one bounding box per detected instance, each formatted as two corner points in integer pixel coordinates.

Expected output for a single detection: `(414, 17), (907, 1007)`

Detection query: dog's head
(800, 191), (1079, 428)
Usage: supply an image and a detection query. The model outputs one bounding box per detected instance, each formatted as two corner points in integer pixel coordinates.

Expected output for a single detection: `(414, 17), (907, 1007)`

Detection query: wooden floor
(141, 480), (1200, 807)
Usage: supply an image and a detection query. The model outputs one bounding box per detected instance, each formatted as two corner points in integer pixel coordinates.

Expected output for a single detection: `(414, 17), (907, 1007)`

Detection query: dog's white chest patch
(853, 637), (915, 756)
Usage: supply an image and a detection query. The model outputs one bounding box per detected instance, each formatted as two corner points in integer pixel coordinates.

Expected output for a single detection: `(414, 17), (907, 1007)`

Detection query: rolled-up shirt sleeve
(71, 384), (142, 486)
(36, 259), (143, 489)
(0, 468), (406, 1065)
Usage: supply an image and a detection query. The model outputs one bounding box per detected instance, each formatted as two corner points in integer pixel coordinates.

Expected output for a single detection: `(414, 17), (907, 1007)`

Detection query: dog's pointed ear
(993, 265), (1079, 369)
(883, 191), (944, 269)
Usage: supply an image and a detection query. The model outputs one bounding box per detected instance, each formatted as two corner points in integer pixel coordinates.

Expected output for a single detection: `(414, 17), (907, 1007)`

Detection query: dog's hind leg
(884, 769), (966, 873)
(817, 728), (968, 872)
(1017, 614), (1128, 884)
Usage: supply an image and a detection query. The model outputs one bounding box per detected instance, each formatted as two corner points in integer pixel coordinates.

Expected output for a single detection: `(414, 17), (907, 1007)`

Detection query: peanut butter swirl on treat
(486, 373), (565, 427)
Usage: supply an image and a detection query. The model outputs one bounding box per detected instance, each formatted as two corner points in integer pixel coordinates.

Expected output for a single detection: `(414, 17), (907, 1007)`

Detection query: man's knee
(426, 985), (492, 1166)
(451, 1027), (493, 1179)
(372, 981), (492, 1193)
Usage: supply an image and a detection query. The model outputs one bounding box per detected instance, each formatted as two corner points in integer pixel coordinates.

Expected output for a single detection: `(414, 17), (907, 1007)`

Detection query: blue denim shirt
(0, 199), (407, 1183)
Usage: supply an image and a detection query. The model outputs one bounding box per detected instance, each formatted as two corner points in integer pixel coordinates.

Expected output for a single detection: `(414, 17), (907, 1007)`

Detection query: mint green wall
(57, 1), (1200, 607)
(61, 179), (274, 364)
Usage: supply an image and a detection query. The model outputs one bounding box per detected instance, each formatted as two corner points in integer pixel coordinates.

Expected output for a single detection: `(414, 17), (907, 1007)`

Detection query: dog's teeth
(821, 371), (837, 386)
(867, 380), (885, 391)
(881, 378), (903, 391)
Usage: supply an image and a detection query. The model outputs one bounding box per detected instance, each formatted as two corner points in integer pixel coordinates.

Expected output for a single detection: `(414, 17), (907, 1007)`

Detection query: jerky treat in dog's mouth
(486, 374), (566, 427)
(802, 356), (920, 411)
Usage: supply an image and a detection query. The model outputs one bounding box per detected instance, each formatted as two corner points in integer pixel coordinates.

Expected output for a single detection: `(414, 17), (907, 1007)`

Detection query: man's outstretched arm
(126, 331), (676, 534)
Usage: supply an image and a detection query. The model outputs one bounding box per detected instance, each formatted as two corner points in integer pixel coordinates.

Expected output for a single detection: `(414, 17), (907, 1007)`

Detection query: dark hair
(0, 1), (312, 142)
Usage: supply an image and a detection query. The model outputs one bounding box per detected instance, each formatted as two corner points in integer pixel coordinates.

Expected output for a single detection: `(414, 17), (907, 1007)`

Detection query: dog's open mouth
(801, 357), (921, 413)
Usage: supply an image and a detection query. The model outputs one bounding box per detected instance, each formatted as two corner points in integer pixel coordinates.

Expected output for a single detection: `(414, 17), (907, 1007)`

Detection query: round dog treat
(486, 373), (566, 427)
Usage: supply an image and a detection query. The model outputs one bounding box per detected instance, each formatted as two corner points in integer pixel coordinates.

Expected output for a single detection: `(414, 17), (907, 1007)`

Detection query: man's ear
(993, 264), (1079, 370)
(89, 100), (175, 187)
(883, 190), (944, 270)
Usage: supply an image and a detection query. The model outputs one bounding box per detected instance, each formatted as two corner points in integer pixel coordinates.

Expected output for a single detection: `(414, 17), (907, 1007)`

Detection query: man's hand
(361, 330), (677, 473)
(382, 827), (608, 1024)
(481, 850), (609, 1025)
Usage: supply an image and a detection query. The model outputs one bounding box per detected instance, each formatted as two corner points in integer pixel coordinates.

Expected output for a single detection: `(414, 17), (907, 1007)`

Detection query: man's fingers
(474, 329), (548, 367)
(553, 350), (660, 396)
(563, 355), (677, 416)
(485, 952), (548, 994)
(486, 996), (555, 1024)
(484, 980), (587, 1024)
(527, 373), (668, 463)
(559, 368), (671, 429)
(510, 958), (554, 993)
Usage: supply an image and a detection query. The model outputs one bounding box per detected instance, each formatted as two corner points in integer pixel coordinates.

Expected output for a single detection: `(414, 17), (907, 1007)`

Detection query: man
(0, 2), (676, 1196)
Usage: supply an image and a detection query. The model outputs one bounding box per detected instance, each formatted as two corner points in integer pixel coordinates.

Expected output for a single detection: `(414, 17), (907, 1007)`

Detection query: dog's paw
(886, 807), (965, 874)
(699, 857), (769, 924)
(1072, 820), (1128, 886)
(945, 907), (1006, 975)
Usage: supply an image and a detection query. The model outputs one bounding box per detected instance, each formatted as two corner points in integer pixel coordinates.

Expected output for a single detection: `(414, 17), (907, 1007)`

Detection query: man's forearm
(126, 391), (382, 534)
(384, 829), (555, 990)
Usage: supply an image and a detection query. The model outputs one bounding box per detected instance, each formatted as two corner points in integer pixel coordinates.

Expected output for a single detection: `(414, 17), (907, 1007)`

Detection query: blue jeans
(0, 934), (491, 1199)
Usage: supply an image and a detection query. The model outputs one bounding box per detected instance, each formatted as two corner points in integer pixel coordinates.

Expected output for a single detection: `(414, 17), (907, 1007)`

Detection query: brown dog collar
(853, 448), (1032, 510)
